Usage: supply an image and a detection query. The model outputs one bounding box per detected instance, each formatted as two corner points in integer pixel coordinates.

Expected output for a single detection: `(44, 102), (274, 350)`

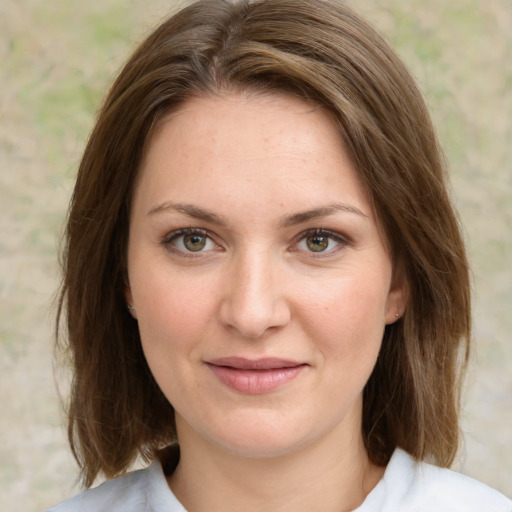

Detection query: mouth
(205, 357), (308, 394)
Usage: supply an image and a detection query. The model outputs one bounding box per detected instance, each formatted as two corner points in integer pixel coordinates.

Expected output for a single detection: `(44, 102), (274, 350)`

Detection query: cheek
(296, 272), (389, 359)
(132, 264), (217, 356)
(132, 270), (219, 406)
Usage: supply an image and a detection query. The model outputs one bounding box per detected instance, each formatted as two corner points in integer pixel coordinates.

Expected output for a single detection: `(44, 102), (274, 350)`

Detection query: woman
(50, 0), (511, 510)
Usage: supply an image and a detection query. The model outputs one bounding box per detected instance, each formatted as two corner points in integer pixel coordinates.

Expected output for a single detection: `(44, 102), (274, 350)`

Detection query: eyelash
(290, 228), (348, 257)
(161, 227), (349, 257)
(161, 228), (218, 258)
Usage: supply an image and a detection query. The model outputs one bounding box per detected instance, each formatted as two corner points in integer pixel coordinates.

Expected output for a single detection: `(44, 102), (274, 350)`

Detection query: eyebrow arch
(280, 203), (368, 227)
(147, 201), (229, 226)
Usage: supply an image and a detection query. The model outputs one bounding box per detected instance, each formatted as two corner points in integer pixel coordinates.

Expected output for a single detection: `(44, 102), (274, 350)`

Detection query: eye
(293, 229), (346, 255)
(163, 228), (217, 254)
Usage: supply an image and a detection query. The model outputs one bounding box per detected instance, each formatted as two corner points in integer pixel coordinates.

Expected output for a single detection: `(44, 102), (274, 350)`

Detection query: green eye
(183, 234), (207, 252)
(164, 229), (215, 255)
(306, 234), (329, 252)
(294, 229), (346, 256)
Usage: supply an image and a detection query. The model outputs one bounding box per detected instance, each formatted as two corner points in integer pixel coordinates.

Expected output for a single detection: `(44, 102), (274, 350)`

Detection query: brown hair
(57, 0), (471, 487)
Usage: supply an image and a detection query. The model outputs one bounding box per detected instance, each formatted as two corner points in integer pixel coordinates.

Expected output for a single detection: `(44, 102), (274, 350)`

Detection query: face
(126, 92), (405, 458)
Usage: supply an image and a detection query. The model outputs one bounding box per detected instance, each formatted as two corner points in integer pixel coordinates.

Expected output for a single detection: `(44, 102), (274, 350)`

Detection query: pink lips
(206, 357), (307, 394)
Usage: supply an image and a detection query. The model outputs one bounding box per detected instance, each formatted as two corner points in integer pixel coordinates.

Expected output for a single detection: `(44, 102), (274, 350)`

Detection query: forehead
(139, 91), (355, 188)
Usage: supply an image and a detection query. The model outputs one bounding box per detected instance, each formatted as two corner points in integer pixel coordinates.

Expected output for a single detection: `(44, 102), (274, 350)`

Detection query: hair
(57, 0), (471, 487)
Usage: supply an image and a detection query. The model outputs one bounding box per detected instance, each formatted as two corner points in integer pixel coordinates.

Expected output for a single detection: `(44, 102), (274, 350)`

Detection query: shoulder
(408, 457), (511, 511)
(358, 449), (512, 512)
(46, 460), (185, 512)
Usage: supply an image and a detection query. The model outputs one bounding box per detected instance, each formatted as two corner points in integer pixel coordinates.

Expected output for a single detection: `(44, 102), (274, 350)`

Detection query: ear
(385, 264), (408, 325)
(124, 284), (137, 319)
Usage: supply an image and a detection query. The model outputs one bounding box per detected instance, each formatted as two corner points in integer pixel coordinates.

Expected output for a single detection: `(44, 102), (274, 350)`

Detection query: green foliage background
(1, 1), (510, 509)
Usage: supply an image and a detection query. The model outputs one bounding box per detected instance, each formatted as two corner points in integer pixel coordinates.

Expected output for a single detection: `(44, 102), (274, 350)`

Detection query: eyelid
(162, 227), (208, 243)
(161, 227), (221, 257)
(290, 228), (350, 256)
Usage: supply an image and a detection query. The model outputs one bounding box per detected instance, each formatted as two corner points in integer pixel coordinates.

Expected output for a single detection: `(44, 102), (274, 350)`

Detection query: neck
(168, 417), (384, 512)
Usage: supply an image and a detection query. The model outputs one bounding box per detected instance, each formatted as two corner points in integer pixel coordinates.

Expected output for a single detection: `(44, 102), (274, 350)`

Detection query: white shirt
(48, 448), (512, 511)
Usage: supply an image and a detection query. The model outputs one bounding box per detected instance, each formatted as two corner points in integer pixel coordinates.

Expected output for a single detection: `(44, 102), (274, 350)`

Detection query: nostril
(219, 299), (291, 339)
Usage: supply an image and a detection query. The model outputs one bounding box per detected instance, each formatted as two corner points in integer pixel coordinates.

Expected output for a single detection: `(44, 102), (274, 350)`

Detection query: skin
(126, 92), (406, 512)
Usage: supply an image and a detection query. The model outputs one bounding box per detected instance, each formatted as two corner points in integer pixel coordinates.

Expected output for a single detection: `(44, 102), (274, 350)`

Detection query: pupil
(307, 235), (328, 252)
(184, 234), (206, 251)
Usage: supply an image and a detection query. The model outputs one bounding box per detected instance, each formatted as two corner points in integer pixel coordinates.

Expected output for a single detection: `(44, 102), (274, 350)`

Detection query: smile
(205, 357), (308, 394)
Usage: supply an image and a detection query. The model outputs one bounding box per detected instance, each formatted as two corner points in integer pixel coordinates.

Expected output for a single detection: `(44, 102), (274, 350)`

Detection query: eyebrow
(280, 203), (367, 227)
(147, 202), (229, 226)
(147, 201), (367, 226)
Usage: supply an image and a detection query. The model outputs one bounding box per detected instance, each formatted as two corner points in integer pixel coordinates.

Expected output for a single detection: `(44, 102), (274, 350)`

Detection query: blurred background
(0, 0), (510, 510)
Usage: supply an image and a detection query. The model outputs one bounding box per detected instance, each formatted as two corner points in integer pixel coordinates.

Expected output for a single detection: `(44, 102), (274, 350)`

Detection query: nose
(219, 250), (291, 339)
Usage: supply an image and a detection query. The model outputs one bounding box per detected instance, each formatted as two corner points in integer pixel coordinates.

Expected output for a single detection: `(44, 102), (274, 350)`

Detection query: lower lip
(206, 364), (306, 394)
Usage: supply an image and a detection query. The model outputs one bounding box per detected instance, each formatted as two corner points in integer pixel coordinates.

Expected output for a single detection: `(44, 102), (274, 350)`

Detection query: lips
(205, 357), (307, 394)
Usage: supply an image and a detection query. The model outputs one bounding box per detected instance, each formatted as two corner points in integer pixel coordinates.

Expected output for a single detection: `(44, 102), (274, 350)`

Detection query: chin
(198, 409), (322, 460)
(216, 431), (308, 459)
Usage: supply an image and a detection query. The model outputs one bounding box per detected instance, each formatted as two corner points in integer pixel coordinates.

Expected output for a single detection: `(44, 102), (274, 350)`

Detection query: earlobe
(385, 266), (409, 325)
(124, 286), (137, 319)
(385, 297), (404, 324)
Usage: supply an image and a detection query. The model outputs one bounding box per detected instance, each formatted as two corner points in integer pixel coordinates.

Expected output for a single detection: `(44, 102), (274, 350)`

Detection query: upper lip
(206, 357), (305, 370)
